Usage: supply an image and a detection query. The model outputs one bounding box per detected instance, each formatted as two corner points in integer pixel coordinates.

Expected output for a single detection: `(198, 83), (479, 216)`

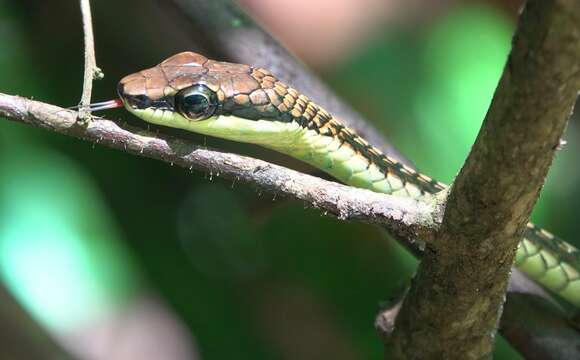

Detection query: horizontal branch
(0, 93), (437, 243)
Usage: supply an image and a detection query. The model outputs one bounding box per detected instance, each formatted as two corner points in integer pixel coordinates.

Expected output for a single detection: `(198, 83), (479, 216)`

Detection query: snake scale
(103, 52), (580, 307)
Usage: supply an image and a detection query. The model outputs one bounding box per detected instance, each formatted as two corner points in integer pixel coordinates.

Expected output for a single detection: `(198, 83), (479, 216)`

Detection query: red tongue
(69, 99), (124, 112)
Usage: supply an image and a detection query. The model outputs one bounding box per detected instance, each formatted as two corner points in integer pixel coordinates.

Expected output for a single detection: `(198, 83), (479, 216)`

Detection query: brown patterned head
(117, 51), (304, 124)
(115, 52), (334, 148)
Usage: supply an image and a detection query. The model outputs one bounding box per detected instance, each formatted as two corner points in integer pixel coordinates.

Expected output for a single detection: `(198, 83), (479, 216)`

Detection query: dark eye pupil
(183, 94), (208, 117)
(176, 85), (217, 120)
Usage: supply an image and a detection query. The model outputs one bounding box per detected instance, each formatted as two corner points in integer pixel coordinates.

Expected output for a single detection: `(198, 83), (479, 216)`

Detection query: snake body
(117, 52), (580, 307)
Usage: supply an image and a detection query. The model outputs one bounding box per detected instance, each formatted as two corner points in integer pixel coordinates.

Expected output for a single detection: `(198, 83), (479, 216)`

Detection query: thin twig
(77, 0), (103, 122)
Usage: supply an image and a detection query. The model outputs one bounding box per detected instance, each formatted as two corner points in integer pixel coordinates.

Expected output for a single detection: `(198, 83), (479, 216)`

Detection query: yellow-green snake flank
(95, 52), (580, 308)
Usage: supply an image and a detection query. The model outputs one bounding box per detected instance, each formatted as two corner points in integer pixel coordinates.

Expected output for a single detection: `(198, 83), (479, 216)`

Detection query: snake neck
(262, 112), (446, 198)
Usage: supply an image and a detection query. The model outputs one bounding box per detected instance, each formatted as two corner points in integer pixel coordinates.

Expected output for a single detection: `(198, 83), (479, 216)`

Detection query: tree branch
(0, 92), (436, 243)
(77, 0), (103, 121)
(501, 272), (580, 360)
(390, 1), (580, 358)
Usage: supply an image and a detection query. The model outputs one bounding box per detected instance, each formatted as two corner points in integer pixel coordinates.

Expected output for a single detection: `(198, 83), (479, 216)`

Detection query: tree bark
(390, 1), (580, 358)
(0, 93), (437, 242)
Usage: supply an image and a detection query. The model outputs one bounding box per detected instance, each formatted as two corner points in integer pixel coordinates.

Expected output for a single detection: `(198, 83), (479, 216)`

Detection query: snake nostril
(126, 94), (150, 109)
(117, 83), (150, 109)
(116, 82), (148, 109)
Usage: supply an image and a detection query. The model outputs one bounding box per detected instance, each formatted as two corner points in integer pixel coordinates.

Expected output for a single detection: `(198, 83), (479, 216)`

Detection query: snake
(91, 52), (580, 308)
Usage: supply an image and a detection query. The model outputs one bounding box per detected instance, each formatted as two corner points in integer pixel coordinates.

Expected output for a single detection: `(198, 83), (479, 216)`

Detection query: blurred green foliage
(0, 147), (140, 332)
(330, 5), (513, 183)
(330, 4), (580, 248)
(0, 1), (578, 359)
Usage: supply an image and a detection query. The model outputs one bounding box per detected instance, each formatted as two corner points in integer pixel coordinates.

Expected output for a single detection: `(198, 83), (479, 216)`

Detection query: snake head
(118, 52), (211, 110)
(119, 51), (310, 120)
(116, 52), (327, 149)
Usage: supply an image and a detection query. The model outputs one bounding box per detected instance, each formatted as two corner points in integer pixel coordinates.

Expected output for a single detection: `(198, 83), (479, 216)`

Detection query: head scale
(117, 52), (302, 125)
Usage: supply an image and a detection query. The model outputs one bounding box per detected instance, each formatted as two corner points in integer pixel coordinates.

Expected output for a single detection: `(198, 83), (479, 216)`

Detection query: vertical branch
(389, 1), (580, 358)
(77, 0), (103, 121)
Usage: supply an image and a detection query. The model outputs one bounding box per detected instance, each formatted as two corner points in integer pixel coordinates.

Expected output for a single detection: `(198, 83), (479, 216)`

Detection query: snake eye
(175, 84), (218, 121)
